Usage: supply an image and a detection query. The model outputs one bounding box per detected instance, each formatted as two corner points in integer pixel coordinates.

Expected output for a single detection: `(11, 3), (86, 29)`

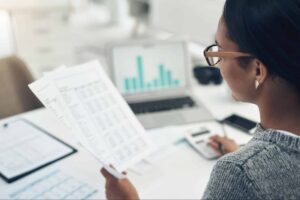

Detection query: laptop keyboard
(129, 96), (196, 114)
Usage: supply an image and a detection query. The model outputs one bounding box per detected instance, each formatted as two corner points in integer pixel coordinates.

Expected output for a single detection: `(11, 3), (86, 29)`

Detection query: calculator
(185, 127), (221, 160)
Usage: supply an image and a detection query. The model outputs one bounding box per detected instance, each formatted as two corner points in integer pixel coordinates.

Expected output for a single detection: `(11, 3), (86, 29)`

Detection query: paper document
(0, 120), (76, 182)
(29, 61), (154, 178)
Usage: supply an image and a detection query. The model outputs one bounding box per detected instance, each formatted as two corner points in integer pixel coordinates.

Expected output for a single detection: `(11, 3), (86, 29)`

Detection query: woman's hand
(208, 135), (240, 155)
(101, 168), (139, 200)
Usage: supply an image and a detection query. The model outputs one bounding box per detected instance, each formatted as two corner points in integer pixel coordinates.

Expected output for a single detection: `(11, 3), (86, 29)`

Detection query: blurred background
(0, 3), (260, 197)
(0, 0), (224, 78)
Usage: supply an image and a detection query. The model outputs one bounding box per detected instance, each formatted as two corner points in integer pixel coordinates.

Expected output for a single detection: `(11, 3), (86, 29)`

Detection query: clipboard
(0, 119), (77, 183)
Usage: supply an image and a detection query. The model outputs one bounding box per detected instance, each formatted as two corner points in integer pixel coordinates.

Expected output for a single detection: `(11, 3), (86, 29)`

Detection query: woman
(101, 0), (300, 199)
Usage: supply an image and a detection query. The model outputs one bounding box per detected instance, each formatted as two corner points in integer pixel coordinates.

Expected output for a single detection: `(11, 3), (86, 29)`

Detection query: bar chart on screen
(123, 55), (180, 93)
(112, 42), (187, 95)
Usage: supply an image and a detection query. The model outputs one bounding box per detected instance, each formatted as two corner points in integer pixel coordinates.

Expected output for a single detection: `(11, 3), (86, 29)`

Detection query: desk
(0, 83), (259, 199)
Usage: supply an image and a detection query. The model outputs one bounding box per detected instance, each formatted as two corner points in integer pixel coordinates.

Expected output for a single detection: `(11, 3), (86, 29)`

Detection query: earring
(255, 80), (260, 89)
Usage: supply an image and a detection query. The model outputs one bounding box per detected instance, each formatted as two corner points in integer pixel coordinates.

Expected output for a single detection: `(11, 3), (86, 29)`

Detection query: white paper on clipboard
(0, 120), (76, 181)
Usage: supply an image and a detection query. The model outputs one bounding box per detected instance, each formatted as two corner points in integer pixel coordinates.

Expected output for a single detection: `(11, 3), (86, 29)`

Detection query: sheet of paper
(28, 78), (73, 129)
(29, 60), (154, 173)
(0, 120), (74, 179)
(0, 169), (101, 199)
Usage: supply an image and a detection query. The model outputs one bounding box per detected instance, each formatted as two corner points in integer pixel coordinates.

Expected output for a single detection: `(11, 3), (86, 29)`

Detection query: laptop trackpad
(154, 112), (185, 124)
(138, 112), (185, 129)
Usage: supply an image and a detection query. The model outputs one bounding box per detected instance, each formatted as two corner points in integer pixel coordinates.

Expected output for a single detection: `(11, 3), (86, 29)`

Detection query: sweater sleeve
(202, 160), (257, 200)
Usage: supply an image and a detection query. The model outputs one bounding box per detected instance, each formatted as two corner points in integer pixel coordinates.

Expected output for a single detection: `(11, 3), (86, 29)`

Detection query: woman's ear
(253, 59), (268, 86)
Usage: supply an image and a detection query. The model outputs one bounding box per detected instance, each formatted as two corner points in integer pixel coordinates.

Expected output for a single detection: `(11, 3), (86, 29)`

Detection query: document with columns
(29, 61), (154, 178)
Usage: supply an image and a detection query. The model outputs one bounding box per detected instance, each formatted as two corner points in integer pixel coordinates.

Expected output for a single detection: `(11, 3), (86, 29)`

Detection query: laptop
(109, 40), (214, 129)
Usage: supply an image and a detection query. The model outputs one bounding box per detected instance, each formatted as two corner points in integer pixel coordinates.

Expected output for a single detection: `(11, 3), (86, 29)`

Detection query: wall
(149, 0), (225, 46)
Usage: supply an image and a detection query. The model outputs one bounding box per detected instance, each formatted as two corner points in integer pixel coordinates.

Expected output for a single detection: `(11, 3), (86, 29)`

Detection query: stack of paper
(29, 61), (154, 178)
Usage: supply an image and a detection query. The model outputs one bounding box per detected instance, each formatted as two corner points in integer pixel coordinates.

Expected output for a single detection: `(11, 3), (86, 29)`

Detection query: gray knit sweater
(203, 124), (300, 199)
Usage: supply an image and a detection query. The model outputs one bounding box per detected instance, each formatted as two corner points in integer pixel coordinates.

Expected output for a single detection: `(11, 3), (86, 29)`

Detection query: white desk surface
(0, 83), (259, 199)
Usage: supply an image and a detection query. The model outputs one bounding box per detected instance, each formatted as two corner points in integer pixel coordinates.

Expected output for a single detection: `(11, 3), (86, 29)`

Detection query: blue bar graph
(125, 79), (130, 92)
(159, 64), (165, 88)
(132, 78), (137, 92)
(124, 56), (180, 93)
(166, 70), (172, 87)
(137, 56), (144, 89)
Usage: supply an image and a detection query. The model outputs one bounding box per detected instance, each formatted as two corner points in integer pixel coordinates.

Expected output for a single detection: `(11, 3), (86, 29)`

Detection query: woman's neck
(257, 84), (300, 135)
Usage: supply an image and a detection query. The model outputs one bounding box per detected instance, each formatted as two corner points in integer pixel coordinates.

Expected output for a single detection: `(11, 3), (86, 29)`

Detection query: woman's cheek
(220, 66), (244, 101)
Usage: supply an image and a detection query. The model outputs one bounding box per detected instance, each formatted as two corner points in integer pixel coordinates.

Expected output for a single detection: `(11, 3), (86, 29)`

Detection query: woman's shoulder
(217, 132), (300, 179)
(211, 134), (300, 199)
(218, 138), (268, 167)
(203, 144), (261, 199)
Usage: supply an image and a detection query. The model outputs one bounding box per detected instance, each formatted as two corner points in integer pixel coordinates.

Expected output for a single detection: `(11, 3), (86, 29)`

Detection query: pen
(220, 123), (228, 138)
(218, 143), (225, 154)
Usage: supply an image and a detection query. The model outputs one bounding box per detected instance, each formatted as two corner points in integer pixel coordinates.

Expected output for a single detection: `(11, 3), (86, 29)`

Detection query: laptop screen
(111, 41), (188, 95)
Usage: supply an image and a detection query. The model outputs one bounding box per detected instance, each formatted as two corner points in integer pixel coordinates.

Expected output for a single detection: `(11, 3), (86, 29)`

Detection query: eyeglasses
(203, 44), (254, 66)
